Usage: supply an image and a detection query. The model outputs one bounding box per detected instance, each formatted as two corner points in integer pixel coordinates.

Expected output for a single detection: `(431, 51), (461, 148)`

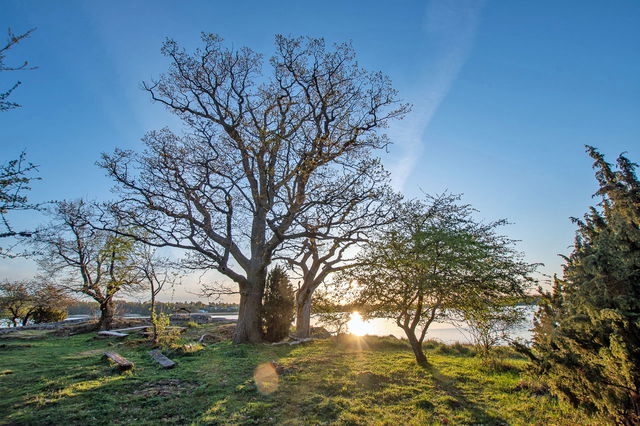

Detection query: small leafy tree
(346, 194), (536, 366)
(522, 147), (640, 424)
(262, 265), (295, 342)
(0, 281), (31, 326)
(30, 305), (66, 323)
(0, 280), (70, 326)
(35, 200), (143, 330)
(458, 302), (526, 357)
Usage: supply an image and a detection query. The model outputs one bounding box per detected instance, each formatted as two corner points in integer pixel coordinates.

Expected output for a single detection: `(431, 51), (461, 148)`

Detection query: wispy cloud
(389, 0), (486, 190)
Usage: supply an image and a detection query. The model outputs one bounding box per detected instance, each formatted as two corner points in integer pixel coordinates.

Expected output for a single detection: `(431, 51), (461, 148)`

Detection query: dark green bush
(261, 266), (295, 342)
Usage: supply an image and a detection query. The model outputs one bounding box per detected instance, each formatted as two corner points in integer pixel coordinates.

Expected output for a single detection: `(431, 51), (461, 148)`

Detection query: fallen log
(97, 331), (129, 338)
(110, 326), (150, 333)
(288, 337), (314, 346)
(102, 351), (134, 371)
(148, 349), (177, 369)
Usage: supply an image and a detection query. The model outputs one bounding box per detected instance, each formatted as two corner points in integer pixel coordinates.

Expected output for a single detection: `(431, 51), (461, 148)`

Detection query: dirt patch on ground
(133, 379), (198, 397)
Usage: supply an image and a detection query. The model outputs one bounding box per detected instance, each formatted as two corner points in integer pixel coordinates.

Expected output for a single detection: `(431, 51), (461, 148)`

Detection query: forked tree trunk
(97, 299), (115, 331)
(295, 289), (313, 338)
(404, 327), (429, 367)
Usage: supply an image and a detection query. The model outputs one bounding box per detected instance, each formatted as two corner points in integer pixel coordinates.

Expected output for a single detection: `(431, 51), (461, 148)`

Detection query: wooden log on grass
(102, 351), (134, 371)
(148, 349), (177, 369)
(97, 331), (129, 338)
(110, 326), (150, 333)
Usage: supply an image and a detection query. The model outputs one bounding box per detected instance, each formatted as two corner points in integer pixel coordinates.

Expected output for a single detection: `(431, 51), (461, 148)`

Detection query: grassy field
(0, 325), (601, 425)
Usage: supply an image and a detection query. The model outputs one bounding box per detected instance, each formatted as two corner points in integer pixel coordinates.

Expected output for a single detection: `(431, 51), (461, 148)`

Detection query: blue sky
(2, 0), (639, 301)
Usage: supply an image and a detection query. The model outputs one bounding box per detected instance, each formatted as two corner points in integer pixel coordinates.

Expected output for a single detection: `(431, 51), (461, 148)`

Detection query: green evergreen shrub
(522, 147), (640, 424)
(262, 265), (295, 342)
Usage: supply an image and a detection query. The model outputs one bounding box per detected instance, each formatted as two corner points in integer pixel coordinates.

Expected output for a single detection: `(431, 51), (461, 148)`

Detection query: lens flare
(254, 362), (279, 394)
(347, 312), (371, 336)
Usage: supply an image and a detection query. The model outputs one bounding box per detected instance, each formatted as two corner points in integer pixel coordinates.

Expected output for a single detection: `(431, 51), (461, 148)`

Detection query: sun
(347, 312), (371, 336)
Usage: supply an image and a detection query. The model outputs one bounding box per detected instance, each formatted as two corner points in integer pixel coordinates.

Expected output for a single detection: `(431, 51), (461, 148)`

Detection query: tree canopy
(345, 194), (537, 365)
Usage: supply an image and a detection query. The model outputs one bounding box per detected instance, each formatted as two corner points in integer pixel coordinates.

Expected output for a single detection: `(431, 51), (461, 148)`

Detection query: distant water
(194, 308), (537, 344)
(1, 310), (536, 343)
(334, 308), (536, 344)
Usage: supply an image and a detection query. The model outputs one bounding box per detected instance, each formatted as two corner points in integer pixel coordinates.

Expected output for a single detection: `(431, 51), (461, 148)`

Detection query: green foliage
(261, 265), (295, 342)
(346, 193), (537, 365)
(458, 304), (526, 357)
(0, 281), (70, 326)
(151, 312), (178, 348)
(311, 288), (350, 335)
(525, 147), (640, 424)
(30, 306), (66, 324)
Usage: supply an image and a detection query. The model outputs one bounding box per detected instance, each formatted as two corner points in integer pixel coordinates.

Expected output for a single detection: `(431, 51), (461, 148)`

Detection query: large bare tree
(99, 34), (408, 343)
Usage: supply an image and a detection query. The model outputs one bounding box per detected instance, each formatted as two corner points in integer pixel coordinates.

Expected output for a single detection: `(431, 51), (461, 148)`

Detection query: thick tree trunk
(404, 328), (429, 367)
(295, 289), (312, 338)
(233, 273), (266, 344)
(97, 299), (115, 331)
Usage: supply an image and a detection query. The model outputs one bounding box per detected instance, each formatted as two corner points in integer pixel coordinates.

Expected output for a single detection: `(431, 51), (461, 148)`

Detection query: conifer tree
(262, 265), (295, 342)
(524, 147), (640, 424)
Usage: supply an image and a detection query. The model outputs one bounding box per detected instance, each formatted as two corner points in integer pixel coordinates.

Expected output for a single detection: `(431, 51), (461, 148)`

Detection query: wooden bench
(110, 326), (150, 333)
(148, 349), (177, 369)
(102, 351), (134, 371)
(97, 331), (129, 338)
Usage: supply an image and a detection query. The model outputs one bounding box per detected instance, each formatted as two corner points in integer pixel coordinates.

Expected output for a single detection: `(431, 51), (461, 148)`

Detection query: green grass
(0, 331), (601, 425)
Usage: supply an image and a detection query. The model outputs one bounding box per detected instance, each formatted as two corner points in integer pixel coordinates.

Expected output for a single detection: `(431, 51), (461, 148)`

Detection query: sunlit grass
(0, 329), (600, 425)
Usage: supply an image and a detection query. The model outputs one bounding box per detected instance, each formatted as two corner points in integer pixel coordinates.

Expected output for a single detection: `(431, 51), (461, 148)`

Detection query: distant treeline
(67, 300), (239, 316)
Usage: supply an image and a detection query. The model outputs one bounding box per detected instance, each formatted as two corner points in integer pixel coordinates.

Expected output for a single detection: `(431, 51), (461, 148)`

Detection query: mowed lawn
(0, 328), (599, 425)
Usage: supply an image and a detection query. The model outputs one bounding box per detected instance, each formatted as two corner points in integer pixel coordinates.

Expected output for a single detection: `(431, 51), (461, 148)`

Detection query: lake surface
(5, 309), (537, 343)
(210, 308), (536, 343)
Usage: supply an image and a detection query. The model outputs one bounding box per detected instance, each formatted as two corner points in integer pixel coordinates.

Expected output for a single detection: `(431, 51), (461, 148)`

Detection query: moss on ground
(0, 331), (601, 425)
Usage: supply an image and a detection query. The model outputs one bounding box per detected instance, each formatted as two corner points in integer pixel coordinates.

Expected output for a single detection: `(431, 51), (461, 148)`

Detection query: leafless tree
(0, 152), (40, 256)
(99, 34), (408, 343)
(136, 246), (181, 344)
(34, 200), (143, 330)
(1, 28), (39, 255)
(1, 27), (36, 111)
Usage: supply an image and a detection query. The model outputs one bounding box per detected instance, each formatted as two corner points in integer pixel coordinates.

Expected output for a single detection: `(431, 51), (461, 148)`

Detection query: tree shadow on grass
(424, 362), (507, 425)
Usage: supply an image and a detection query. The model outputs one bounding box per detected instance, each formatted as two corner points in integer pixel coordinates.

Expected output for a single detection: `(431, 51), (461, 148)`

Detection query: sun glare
(347, 312), (371, 337)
